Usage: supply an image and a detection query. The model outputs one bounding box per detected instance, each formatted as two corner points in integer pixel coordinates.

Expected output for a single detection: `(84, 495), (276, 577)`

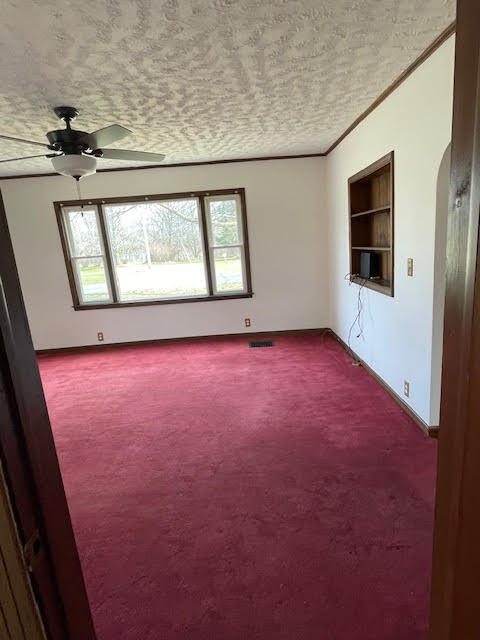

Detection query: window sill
(73, 292), (253, 310)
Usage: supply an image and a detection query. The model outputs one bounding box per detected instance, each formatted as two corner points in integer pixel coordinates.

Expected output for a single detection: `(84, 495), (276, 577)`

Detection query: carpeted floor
(38, 333), (436, 640)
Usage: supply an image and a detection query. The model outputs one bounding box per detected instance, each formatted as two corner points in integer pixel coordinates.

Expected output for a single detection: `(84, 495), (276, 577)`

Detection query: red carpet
(38, 333), (436, 640)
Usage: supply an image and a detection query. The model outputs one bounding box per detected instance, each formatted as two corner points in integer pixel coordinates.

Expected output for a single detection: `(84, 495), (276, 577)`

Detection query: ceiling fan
(0, 106), (166, 179)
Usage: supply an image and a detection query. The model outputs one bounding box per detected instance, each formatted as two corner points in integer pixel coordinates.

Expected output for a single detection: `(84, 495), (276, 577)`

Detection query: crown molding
(0, 152), (325, 180)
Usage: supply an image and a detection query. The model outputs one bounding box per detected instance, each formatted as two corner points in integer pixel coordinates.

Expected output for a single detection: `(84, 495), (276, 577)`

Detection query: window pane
(104, 200), (207, 301)
(213, 247), (244, 292)
(66, 209), (102, 257)
(209, 199), (240, 245)
(75, 258), (110, 302)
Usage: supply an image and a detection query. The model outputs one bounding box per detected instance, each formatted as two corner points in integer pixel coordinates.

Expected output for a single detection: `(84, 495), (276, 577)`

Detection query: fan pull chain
(74, 177), (84, 212)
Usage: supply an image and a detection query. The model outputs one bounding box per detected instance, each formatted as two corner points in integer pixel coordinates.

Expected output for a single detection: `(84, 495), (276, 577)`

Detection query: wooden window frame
(54, 188), (253, 310)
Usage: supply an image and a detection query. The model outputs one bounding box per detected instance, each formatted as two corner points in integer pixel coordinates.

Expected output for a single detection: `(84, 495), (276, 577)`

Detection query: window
(205, 195), (247, 295)
(56, 189), (252, 309)
(104, 199), (208, 302)
(62, 207), (112, 304)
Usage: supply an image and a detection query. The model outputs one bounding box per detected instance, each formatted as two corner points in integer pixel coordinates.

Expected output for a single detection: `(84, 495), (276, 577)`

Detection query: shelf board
(352, 246), (391, 251)
(351, 275), (393, 296)
(351, 205), (391, 218)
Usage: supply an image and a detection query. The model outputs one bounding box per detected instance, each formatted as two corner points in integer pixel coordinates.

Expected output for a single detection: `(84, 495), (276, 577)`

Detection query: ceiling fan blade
(0, 153), (58, 163)
(82, 125), (132, 149)
(0, 134), (50, 149)
(97, 149), (165, 163)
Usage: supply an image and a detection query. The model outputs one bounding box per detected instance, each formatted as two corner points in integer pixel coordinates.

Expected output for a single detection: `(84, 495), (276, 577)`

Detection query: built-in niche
(348, 151), (394, 296)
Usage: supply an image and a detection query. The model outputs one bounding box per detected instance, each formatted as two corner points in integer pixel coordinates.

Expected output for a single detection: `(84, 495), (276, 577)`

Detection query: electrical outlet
(407, 258), (414, 277)
(245, 318), (251, 327)
(404, 380), (410, 398)
(97, 332), (104, 342)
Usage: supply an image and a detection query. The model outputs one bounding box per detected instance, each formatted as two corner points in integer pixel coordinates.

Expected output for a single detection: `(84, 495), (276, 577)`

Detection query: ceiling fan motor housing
(46, 128), (90, 154)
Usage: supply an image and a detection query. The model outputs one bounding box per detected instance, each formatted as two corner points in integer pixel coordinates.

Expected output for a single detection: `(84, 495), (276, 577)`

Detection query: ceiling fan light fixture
(51, 153), (97, 178)
(0, 107), (165, 177)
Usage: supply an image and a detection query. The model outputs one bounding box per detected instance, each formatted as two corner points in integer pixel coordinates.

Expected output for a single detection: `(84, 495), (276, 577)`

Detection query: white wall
(0, 157), (327, 350)
(325, 36), (455, 426)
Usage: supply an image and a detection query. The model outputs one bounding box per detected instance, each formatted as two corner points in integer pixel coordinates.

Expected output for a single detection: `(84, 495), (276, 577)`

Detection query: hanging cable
(347, 277), (367, 365)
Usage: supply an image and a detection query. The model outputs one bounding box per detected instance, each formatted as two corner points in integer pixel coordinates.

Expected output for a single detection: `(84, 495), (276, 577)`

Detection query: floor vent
(249, 340), (275, 348)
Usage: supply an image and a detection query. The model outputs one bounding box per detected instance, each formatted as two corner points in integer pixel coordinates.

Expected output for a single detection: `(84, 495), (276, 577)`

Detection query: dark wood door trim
(0, 190), (96, 639)
(429, 0), (480, 637)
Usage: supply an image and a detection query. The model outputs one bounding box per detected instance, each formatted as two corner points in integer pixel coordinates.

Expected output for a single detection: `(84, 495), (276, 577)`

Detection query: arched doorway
(430, 142), (451, 425)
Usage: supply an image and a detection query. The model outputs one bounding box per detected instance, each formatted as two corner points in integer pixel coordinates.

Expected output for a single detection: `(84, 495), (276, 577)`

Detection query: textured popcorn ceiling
(0, 0), (455, 176)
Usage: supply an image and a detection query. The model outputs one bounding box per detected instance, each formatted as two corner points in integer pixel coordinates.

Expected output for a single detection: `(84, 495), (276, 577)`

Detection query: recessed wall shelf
(348, 151), (394, 297)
